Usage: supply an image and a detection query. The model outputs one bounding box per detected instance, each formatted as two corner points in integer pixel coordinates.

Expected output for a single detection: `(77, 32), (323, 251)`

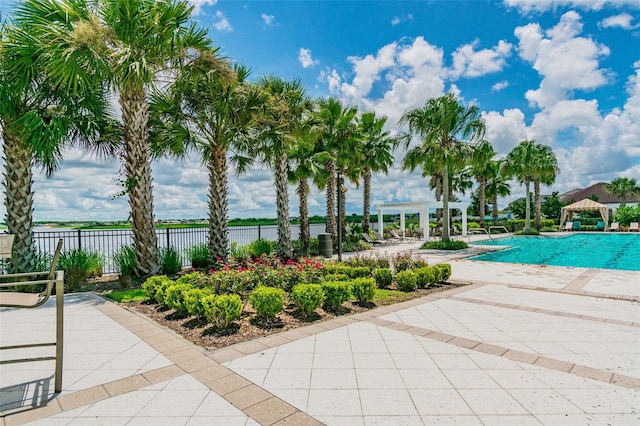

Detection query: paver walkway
(1, 240), (639, 425)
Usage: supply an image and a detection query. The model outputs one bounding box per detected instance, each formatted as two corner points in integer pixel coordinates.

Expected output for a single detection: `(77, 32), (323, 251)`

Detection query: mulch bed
(88, 276), (461, 351)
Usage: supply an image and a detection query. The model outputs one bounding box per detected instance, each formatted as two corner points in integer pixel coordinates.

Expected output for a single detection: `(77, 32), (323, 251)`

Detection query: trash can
(318, 233), (333, 258)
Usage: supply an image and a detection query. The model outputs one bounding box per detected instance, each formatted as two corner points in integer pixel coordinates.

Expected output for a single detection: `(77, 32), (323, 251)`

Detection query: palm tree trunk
(524, 179), (531, 232)
(120, 87), (158, 277)
(363, 167), (371, 233)
(325, 159), (337, 239)
(534, 180), (542, 230)
(208, 144), (229, 262)
(492, 193), (499, 225)
(479, 180), (486, 229)
(2, 128), (36, 273)
(297, 178), (310, 256)
(274, 153), (292, 259)
(339, 176), (347, 240)
(442, 163), (451, 242)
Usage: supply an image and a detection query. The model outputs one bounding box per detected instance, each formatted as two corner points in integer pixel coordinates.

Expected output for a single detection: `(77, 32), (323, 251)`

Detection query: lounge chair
(361, 232), (387, 246)
(594, 221), (605, 231)
(630, 222), (639, 232)
(374, 230), (399, 244)
(572, 221), (582, 231)
(390, 229), (413, 242)
(562, 221), (573, 231)
(0, 239), (64, 392)
(610, 222), (620, 232)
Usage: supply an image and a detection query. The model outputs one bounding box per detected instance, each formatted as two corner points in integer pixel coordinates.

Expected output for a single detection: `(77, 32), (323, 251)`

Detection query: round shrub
(290, 284), (325, 316)
(141, 275), (175, 303)
(249, 286), (286, 319)
(176, 272), (210, 287)
(415, 267), (435, 288)
(432, 264), (452, 282)
(350, 278), (376, 304)
(321, 281), (351, 309)
(348, 266), (371, 278)
(372, 268), (392, 288)
(202, 294), (243, 329)
(395, 270), (417, 292)
(324, 273), (349, 282)
(164, 283), (193, 313)
(183, 287), (211, 318)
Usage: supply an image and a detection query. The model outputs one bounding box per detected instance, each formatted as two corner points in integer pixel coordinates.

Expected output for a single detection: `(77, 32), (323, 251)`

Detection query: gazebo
(560, 198), (612, 231)
(374, 201), (470, 241)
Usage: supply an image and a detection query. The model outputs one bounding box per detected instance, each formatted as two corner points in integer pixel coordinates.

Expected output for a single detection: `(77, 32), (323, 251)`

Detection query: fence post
(77, 229), (82, 250)
(258, 225), (261, 240)
(166, 228), (170, 248)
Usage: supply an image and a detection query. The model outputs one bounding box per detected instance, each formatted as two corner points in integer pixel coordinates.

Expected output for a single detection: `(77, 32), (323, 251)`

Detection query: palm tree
(505, 140), (538, 232)
(314, 98), (358, 240)
(150, 57), (263, 263)
(356, 112), (397, 233)
(606, 177), (640, 208)
(2, 13), (117, 272)
(256, 76), (312, 260)
(531, 144), (559, 230)
(486, 160), (511, 225)
(400, 94), (485, 242)
(470, 140), (496, 229)
(12, 0), (211, 276)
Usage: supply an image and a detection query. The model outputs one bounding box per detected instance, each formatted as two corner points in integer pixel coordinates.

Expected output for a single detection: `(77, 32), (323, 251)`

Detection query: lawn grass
(105, 289), (148, 303)
(373, 288), (415, 305)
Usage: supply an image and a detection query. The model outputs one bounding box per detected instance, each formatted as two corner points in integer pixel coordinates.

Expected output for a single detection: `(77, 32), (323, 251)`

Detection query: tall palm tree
(531, 144), (559, 229)
(314, 98), (358, 240)
(256, 76), (312, 260)
(400, 94), (485, 242)
(486, 160), (511, 225)
(605, 177), (640, 208)
(11, 0), (211, 276)
(356, 112), (397, 233)
(150, 57), (264, 263)
(470, 140), (496, 229)
(505, 140), (537, 232)
(2, 13), (117, 272)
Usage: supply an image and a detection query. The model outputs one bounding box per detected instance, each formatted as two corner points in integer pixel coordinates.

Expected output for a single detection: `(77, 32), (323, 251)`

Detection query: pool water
(471, 234), (640, 271)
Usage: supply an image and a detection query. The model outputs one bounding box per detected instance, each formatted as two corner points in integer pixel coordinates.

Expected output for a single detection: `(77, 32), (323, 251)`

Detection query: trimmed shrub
(372, 268), (392, 288)
(350, 278), (376, 304)
(348, 266), (370, 278)
(249, 286), (286, 319)
(290, 284), (325, 316)
(322, 263), (353, 277)
(247, 239), (274, 258)
(421, 241), (468, 250)
(415, 267), (435, 288)
(187, 243), (210, 268)
(159, 247), (182, 275)
(141, 275), (173, 301)
(395, 270), (417, 292)
(321, 281), (351, 309)
(323, 273), (349, 282)
(183, 288), (211, 318)
(202, 294), (243, 329)
(433, 264), (452, 282)
(164, 283), (193, 313)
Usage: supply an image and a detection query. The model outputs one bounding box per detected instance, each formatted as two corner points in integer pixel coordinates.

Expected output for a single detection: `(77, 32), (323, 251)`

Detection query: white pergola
(374, 201), (470, 241)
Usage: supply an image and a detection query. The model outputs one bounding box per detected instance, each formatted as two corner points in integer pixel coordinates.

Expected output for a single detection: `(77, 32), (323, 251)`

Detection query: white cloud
(298, 47), (319, 68)
(188, 0), (217, 16)
(261, 13), (275, 26)
(482, 108), (528, 154)
(503, 0), (640, 14)
(599, 12), (637, 29)
(391, 17), (401, 26)
(515, 11), (611, 108)
(391, 14), (413, 26)
(491, 80), (510, 92)
(213, 11), (233, 32)
(450, 39), (513, 78)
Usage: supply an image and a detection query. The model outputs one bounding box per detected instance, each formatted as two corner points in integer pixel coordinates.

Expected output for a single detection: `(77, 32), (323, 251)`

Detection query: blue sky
(1, 0), (639, 221)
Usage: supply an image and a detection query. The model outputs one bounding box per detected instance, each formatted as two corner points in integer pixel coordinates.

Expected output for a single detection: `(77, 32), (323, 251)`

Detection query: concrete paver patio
(1, 239), (639, 425)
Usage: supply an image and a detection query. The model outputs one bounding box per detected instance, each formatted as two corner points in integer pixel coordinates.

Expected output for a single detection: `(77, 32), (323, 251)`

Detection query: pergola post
(400, 210), (406, 238)
(377, 207), (384, 234)
(462, 208), (468, 237)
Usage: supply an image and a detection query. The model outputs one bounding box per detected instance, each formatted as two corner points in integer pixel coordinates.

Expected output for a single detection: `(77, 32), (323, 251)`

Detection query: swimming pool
(470, 233), (640, 271)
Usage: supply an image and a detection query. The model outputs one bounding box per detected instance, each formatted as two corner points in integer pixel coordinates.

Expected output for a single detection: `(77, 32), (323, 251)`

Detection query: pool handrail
(489, 226), (512, 237)
(467, 227), (491, 242)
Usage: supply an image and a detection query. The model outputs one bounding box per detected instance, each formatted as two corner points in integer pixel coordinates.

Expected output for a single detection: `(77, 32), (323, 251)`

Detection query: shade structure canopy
(560, 198), (611, 231)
